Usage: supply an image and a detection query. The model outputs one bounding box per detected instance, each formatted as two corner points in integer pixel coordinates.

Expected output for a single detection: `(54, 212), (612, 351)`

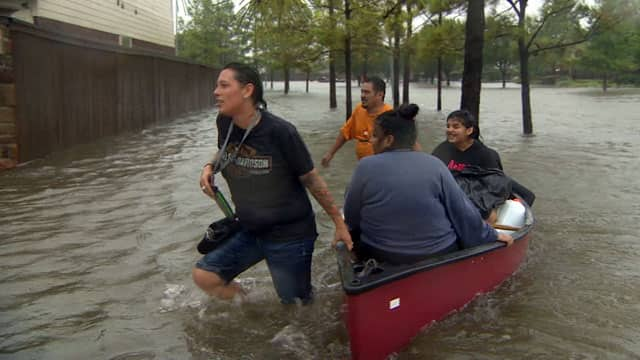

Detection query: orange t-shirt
(340, 103), (393, 159)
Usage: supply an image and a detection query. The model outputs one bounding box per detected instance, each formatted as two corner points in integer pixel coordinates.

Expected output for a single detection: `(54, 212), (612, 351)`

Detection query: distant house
(11, 0), (175, 55)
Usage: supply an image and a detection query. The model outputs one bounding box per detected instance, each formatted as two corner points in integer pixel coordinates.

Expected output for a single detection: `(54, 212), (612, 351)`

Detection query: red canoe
(335, 202), (534, 360)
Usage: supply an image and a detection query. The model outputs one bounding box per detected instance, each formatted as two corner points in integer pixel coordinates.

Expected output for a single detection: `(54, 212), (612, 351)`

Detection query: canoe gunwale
(336, 199), (535, 295)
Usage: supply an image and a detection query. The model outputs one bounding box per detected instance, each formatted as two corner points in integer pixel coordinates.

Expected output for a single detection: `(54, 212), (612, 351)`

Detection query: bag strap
(213, 110), (261, 174)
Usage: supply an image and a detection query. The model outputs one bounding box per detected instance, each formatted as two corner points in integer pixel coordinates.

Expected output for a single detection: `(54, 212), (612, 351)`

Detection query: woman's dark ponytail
(397, 103), (419, 120)
(222, 62), (267, 110)
(376, 103), (420, 149)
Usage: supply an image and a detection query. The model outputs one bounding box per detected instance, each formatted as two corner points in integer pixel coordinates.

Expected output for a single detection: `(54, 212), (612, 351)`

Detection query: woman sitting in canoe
(432, 110), (535, 223)
(341, 104), (513, 265)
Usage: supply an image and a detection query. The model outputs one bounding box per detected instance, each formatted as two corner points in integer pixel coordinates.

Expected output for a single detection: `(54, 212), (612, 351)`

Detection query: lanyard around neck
(213, 111), (261, 174)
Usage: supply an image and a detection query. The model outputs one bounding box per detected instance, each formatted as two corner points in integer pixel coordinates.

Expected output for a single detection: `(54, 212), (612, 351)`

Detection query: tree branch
(529, 10), (601, 56)
(382, 1), (402, 20)
(529, 37), (587, 56)
(525, 17), (548, 50)
(506, 0), (521, 18)
(494, 5), (515, 18)
(526, 3), (576, 50)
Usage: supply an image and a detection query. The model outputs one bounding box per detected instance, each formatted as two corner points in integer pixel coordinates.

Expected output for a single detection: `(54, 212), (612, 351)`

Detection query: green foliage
(517, 0), (640, 86)
(349, 1), (389, 77)
(579, 0), (640, 85)
(310, 0), (387, 76)
(416, 18), (464, 76)
(503, 0), (627, 84)
(175, 0), (248, 67)
(241, 0), (315, 69)
(484, 12), (518, 82)
(414, 3), (465, 80)
(530, 0), (592, 55)
(174, 0), (640, 89)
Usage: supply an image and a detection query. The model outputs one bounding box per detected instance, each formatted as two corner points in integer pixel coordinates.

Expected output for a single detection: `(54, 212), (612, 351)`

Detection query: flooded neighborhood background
(1, 82), (639, 359)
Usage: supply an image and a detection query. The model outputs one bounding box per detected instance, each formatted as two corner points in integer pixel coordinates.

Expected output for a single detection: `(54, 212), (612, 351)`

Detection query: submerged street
(1, 83), (639, 359)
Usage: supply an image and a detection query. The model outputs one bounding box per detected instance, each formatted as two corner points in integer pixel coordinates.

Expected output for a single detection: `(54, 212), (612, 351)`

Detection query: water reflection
(0, 83), (639, 359)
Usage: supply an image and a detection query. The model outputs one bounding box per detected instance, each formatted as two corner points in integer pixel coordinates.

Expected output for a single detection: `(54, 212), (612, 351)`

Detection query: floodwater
(1, 82), (639, 360)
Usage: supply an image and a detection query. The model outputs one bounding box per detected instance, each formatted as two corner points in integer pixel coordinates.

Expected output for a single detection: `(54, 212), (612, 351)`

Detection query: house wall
(12, 0), (174, 49)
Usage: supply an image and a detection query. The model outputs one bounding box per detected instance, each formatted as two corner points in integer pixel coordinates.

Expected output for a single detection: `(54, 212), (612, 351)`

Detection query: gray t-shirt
(343, 150), (497, 257)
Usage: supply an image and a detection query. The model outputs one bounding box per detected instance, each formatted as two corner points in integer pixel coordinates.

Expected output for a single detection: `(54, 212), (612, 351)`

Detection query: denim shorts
(195, 228), (316, 304)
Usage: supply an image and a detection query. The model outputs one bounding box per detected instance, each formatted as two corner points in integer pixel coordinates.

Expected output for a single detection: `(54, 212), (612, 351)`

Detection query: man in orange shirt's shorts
(321, 77), (392, 166)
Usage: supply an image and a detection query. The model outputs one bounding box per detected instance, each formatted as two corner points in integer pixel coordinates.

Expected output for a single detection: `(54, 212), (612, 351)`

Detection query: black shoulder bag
(197, 113), (260, 254)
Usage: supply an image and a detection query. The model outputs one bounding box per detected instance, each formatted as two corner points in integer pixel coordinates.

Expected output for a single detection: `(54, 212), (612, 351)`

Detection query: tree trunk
(270, 68), (274, 89)
(362, 53), (369, 82)
(393, 21), (401, 107)
(306, 70), (310, 93)
(253, 19), (259, 69)
(518, 38), (533, 135)
(437, 12), (443, 111)
(284, 65), (290, 94)
(460, 0), (485, 124)
(329, 56), (337, 108)
(329, 0), (337, 108)
(602, 71), (608, 92)
(569, 64), (575, 80)
(514, 1), (533, 135)
(402, 0), (411, 105)
(402, 54), (411, 105)
(344, 0), (353, 119)
(437, 57), (442, 111)
(501, 66), (507, 89)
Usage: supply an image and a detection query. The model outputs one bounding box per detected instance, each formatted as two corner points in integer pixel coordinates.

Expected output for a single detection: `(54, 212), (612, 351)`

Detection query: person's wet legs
(194, 229), (263, 300)
(192, 268), (246, 300)
(263, 236), (316, 304)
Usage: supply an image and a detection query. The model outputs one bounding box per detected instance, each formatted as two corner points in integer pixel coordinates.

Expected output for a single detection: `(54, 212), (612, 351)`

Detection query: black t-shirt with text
(216, 111), (317, 241)
(432, 140), (503, 171)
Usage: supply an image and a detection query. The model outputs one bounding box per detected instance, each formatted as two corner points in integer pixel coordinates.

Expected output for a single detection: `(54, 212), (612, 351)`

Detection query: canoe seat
(353, 258), (384, 278)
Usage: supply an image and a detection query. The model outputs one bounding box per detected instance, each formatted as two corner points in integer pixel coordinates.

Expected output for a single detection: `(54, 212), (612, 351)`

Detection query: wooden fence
(11, 21), (217, 162)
